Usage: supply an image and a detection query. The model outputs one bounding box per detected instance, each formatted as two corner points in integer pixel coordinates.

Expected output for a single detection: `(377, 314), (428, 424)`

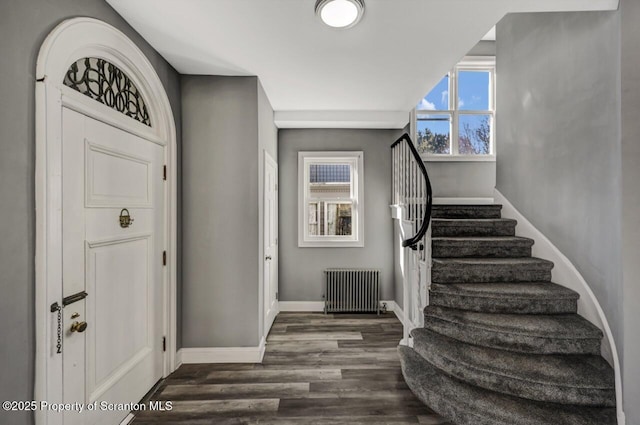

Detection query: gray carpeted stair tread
(432, 257), (554, 283)
(410, 328), (615, 407)
(433, 257), (554, 267)
(423, 306), (603, 355)
(432, 218), (517, 237)
(431, 282), (578, 299)
(432, 236), (534, 258)
(429, 282), (579, 314)
(399, 346), (617, 425)
(431, 204), (503, 219)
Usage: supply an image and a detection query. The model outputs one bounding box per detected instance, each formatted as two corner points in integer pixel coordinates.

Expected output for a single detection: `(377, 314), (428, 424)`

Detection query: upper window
(64, 57), (151, 127)
(414, 57), (495, 160)
(298, 152), (364, 247)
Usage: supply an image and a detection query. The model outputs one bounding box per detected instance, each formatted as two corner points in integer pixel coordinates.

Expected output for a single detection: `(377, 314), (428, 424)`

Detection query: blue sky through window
(458, 71), (490, 110)
(417, 75), (449, 110)
(417, 114), (450, 135)
(417, 71), (490, 111)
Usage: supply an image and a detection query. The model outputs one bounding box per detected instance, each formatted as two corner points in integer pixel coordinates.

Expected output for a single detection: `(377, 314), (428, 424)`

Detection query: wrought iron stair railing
(391, 133), (433, 252)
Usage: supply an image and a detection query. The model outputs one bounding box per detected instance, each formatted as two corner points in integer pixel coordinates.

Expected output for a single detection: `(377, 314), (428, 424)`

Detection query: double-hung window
(298, 151), (364, 247)
(413, 57), (495, 160)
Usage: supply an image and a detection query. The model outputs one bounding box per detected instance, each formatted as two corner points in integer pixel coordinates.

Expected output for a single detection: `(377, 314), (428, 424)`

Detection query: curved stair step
(429, 282), (578, 314)
(432, 218), (516, 237)
(399, 346), (617, 425)
(432, 257), (554, 283)
(410, 328), (615, 407)
(432, 236), (534, 258)
(423, 306), (603, 355)
(431, 204), (503, 219)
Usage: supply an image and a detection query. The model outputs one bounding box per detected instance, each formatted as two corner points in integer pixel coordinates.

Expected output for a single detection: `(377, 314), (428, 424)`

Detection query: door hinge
(163, 165), (167, 181)
(162, 336), (166, 352)
(163, 251), (167, 266)
(276, 291), (278, 301)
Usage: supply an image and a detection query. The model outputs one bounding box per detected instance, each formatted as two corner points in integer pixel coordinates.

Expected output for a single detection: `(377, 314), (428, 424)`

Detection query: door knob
(265, 256), (272, 260)
(70, 321), (88, 333)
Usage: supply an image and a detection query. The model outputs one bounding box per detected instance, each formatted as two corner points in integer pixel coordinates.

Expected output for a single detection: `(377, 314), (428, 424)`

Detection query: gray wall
(181, 76), (261, 347)
(0, 2), (181, 425)
(468, 40), (496, 56)
(495, 8), (623, 374)
(621, 0), (640, 420)
(278, 129), (402, 302)
(427, 161), (496, 198)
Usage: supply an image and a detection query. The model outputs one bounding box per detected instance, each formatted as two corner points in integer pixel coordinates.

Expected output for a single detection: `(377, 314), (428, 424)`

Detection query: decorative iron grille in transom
(63, 57), (151, 126)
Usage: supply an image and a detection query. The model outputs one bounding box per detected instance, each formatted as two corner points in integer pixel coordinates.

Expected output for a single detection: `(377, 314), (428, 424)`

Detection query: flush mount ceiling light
(315, 0), (365, 29)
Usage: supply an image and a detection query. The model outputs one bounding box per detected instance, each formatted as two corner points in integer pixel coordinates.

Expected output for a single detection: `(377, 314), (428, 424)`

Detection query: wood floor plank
(309, 379), (409, 393)
(134, 415), (424, 424)
(168, 363), (256, 379)
(417, 415), (455, 424)
(249, 363), (401, 370)
(133, 312), (447, 424)
(267, 331), (363, 341)
(134, 399), (279, 420)
(341, 368), (406, 382)
(265, 340), (339, 352)
(304, 389), (419, 400)
(343, 338), (403, 345)
(262, 352), (400, 367)
(160, 383), (309, 400)
(293, 318), (401, 326)
(204, 368), (342, 383)
(277, 396), (433, 417)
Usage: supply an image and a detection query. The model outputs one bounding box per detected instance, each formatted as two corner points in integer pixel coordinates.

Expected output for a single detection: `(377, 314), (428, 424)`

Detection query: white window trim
(412, 56), (496, 162)
(298, 151), (364, 248)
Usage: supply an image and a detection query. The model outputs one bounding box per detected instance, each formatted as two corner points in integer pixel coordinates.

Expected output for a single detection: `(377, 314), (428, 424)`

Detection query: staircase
(399, 204), (617, 425)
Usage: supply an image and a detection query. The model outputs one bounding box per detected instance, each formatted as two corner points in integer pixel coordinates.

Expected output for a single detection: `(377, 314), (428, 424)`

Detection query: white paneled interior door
(264, 152), (279, 335)
(61, 107), (164, 425)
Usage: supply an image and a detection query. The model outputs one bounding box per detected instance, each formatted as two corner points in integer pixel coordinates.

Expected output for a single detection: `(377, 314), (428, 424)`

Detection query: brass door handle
(70, 321), (88, 333)
(119, 208), (134, 228)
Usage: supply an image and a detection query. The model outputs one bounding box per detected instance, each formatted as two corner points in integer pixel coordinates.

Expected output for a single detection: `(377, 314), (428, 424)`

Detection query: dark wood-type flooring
(132, 312), (452, 424)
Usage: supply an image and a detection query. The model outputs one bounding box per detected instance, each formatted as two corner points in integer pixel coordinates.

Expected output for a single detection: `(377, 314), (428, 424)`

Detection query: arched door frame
(34, 17), (178, 425)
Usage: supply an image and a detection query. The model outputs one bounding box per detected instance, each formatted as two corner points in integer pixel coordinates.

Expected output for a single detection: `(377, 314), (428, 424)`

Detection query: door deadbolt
(70, 321), (88, 333)
(119, 208), (134, 228)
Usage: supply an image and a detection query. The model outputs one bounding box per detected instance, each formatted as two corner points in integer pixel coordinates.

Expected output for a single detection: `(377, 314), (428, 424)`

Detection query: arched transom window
(64, 57), (151, 127)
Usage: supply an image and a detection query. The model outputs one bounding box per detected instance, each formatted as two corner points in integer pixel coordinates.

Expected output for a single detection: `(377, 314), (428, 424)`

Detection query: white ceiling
(107, 0), (617, 128)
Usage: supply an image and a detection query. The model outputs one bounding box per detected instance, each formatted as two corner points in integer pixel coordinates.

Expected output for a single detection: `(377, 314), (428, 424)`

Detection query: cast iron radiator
(324, 268), (380, 314)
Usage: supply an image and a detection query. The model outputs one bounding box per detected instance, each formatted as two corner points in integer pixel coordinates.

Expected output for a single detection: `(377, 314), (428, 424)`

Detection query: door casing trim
(35, 17), (178, 425)
(263, 150), (279, 337)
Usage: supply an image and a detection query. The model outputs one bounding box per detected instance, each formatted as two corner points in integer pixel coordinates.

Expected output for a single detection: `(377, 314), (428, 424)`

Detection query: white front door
(61, 108), (165, 425)
(264, 152), (279, 335)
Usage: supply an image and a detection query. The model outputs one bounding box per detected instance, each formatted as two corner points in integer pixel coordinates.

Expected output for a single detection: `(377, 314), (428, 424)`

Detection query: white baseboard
(384, 301), (410, 345)
(433, 197), (494, 205)
(381, 299), (404, 323)
(386, 301), (405, 324)
(494, 188), (624, 424)
(119, 413), (134, 425)
(257, 336), (266, 362)
(279, 301), (325, 312)
(177, 337), (266, 364)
